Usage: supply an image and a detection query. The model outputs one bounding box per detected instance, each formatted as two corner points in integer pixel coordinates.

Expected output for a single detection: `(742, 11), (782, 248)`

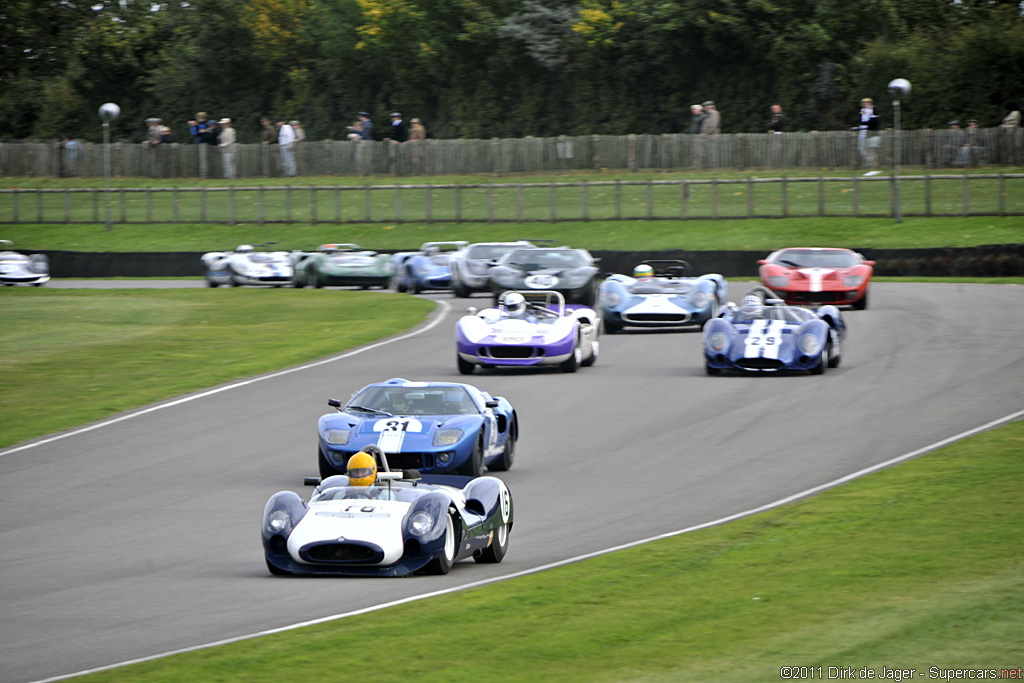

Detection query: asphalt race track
(2, 281), (1023, 682)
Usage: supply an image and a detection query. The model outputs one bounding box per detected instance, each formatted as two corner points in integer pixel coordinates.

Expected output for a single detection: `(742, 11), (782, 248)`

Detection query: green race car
(293, 243), (395, 289)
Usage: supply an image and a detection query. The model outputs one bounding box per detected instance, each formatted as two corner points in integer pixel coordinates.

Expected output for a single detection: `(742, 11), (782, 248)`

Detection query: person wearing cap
(700, 100), (720, 136)
(276, 118), (296, 176)
(689, 105), (706, 135)
(853, 97), (880, 168)
(389, 112), (407, 142)
(349, 112), (373, 141)
(217, 118), (237, 179)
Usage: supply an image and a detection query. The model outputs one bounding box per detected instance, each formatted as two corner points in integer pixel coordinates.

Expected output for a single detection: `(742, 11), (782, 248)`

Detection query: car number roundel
(743, 320), (786, 359)
(373, 418), (423, 433)
(525, 274), (558, 289)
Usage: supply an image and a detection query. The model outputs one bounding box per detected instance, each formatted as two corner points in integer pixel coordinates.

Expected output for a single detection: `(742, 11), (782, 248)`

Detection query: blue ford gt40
(262, 446), (513, 576)
(317, 379), (518, 478)
(703, 288), (845, 375)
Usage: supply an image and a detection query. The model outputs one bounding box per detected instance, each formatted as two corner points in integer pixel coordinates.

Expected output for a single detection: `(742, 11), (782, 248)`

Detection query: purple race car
(455, 290), (600, 374)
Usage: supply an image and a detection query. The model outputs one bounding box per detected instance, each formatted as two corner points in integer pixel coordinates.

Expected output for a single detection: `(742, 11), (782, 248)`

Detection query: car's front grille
(304, 542), (381, 563)
(789, 291), (843, 303)
(736, 357), (784, 370)
(486, 346), (537, 359)
(623, 312), (690, 323)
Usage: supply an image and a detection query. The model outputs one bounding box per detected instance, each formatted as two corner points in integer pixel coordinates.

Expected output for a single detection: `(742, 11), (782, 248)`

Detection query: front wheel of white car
(475, 522), (509, 564)
(425, 513), (457, 575)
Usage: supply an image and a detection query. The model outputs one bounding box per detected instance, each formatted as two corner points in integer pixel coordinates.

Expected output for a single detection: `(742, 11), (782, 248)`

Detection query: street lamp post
(887, 79), (911, 224)
(98, 103), (120, 231)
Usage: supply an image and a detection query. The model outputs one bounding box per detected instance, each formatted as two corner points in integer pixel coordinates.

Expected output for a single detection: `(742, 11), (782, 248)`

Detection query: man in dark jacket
(389, 112), (407, 142)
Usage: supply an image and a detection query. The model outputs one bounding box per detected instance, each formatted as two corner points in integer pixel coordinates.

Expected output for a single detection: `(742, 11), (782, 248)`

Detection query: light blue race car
(393, 241), (468, 293)
(316, 378), (518, 478)
(599, 260), (727, 333)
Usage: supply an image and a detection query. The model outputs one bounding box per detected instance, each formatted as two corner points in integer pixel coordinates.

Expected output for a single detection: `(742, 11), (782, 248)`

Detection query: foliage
(1, 0), (1022, 142)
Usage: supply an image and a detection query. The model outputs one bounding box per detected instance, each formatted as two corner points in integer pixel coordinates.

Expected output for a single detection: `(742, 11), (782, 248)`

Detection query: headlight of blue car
(266, 509), (290, 534)
(602, 290), (622, 308)
(768, 276), (788, 287)
(798, 333), (821, 355)
(691, 291), (710, 309)
(707, 331), (729, 352)
(325, 428), (351, 445)
(433, 428), (463, 446)
(408, 510), (434, 536)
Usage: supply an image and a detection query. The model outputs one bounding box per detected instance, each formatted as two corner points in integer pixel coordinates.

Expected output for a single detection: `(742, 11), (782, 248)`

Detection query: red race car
(758, 247), (875, 309)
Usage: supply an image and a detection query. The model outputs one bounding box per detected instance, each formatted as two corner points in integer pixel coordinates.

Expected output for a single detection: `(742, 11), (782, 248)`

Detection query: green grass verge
(0, 288), (433, 449)
(2, 215), (1022, 253)
(67, 420), (1024, 683)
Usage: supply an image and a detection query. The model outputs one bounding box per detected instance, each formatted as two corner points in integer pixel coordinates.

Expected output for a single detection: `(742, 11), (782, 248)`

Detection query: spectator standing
(290, 120), (306, 143)
(853, 97), (880, 168)
(59, 136), (80, 177)
(189, 112), (213, 144)
(350, 112), (373, 140)
(962, 119), (985, 166)
(218, 118), (237, 179)
(277, 119), (297, 176)
(388, 112), (407, 142)
(999, 100), (1021, 129)
(346, 119), (363, 141)
(768, 104), (786, 133)
(260, 117), (277, 144)
(941, 120), (965, 167)
(408, 117), (427, 167)
(144, 118), (163, 145)
(689, 104), (705, 135)
(700, 101), (720, 136)
(159, 126), (174, 144)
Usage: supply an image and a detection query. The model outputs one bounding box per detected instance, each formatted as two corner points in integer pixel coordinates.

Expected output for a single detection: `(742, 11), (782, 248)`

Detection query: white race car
(0, 240), (49, 286)
(448, 240), (538, 298)
(455, 290), (600, 374)
(200, 243), (294, 287)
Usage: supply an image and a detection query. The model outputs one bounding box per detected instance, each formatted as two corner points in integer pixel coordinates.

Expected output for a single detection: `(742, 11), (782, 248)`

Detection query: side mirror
(757, 259), (767, 265)
(327, 398), (342, 408)
(303, 477), (321, 486)
(485, 399), (499, 408)
(866, 260), (877, 266)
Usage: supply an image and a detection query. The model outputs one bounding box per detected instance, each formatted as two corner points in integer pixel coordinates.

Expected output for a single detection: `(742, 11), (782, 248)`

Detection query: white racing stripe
(30, 407), (1024, 683)
(743, 319), (786, 359)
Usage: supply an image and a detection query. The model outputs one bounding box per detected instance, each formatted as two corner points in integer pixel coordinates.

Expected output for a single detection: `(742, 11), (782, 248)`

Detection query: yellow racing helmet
(633, 264), (655, 279)
(346, 451), (378, 486)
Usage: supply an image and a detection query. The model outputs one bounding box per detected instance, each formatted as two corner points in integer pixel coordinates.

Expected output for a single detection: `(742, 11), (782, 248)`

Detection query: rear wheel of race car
(318, 447), (343, 479)
(581, 337), (598, 367)
(561, 340), (581, 373)
(425, 513), (457, 575)
(475, 522), (509, 564)
(308, 270), (321, 289)
(827, 331), (842, 368)
(409, 273), (421, 294)
(457, 354), (475, 375)
(603, 317), (622, 334)
(206, 278), (219, 288)
(394, 269), (408, 293)
(266, 558), (292, 576)
(489, 425), (516, 472)
(456, 438), (484, 477)
(853, 289), (869, 310)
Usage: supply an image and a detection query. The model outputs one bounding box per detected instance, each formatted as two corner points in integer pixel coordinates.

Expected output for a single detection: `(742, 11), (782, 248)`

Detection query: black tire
(424, 513), (457, 575)
(309, 269), (321, 289)
(457, 354), (475, 375)
(580, 337), (598, 367)
(293, 273), (305, 288)
(852, 289), (868, 310)
(456, 438), (484, 477)
(451, 279), (470, 298)
(206, 279), (219, 288)
(318, 446), (343, 479)
(230, 273), (242, 287)
(489, 427), (516, 472)
(705, 361), (722, 376)
(395, 269), (408, 293)
(827, 332), (842, 368)
(561, 342), (580, 373)
(579, 285), (597, 307)
(603, 317), (622, 334)
(266, 558), (291, 576)
(409, 273), (421, 294)
(810, 346), (827, 375)
(474, 522), (509, 564)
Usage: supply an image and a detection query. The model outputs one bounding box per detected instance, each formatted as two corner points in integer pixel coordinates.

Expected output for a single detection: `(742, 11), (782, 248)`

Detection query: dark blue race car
(317, 378), (518, 478)
(703, 288), (845, 375)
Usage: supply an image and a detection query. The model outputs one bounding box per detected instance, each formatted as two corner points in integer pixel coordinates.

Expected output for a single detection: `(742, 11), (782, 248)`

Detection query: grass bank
(0, 288), (433, 448)
(67, 419), (1024, 682)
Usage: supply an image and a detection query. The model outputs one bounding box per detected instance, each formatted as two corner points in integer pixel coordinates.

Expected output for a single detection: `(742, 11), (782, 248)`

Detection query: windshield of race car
(505, 249), (587, 269)
(774, 249), (859, 268)
(466, 244), (522, 260)
(311, 486), (422, 504)
(348, 386), (478, 416)
(727, 305), (815, 324)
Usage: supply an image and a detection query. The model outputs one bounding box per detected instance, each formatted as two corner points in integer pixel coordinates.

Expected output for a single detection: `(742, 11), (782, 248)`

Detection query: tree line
(2, 0), (1023, 145)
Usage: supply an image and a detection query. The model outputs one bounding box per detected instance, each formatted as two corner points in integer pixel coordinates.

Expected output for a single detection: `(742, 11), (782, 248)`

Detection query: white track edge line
(29, 407), (1024, 683)
(1, 300), (451, 459)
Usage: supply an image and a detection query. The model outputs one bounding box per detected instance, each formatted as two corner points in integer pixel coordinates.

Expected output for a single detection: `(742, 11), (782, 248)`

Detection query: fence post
(628, 134), (638, 173)
(198, 143), (208, 180)
(582, 180), (589, 221)
(782, 176), (788, 217)
(229, 187), (236, 225)
(311, 186), (318, 225)
(517, 184), (524, 222)
(924, 130), (934, 168)
(961, 173), (969, 216)
(712, 178), (719, 219)
(395, 185), (401, 222)
(364, 185), (372, 221)
(646, 179), (653, 218)
(426, 185), (433, 221)
(334, 186), (341, 223)
(615, 179), (622, 218)
(747, 177), (754, 217)
(146, 188), (153, 223)
(455, 185), (462, 222)
(173, 187), (179, 223)
(924, 174), (932, 217)
(818, 175), (824, 216)
(64, 189), (70, 223)
(680, 180), (688, 219)
(258, 186), (264, 226)
(852, 175), (859, 217)
(487, 184), (494, 222)
(550, 182), (557, 221)
(201, 186), (207, 222)
(120, 188), (126, 223)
